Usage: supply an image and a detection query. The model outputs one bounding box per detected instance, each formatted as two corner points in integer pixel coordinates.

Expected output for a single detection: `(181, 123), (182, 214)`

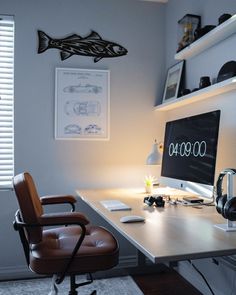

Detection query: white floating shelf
(155, 77), (236, 112)
(175, 14), (236, 60)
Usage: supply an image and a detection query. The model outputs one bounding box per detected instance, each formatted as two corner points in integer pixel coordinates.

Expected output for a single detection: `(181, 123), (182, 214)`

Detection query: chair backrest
(13, 172), (43, 243)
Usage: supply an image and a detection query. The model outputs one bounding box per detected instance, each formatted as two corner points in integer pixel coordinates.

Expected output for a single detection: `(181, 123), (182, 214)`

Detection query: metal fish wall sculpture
(38, 30), (128, 63)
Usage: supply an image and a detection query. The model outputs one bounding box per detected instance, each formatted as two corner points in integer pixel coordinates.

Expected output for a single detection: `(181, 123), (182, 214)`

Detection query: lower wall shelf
(155, 77), (236, 112)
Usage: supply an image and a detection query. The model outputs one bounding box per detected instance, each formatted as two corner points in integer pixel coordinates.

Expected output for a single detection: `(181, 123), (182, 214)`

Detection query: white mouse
(120, 215), (145, 223)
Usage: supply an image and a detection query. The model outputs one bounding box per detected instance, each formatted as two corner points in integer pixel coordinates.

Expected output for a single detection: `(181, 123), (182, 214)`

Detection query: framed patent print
(55, 68), (110, 140)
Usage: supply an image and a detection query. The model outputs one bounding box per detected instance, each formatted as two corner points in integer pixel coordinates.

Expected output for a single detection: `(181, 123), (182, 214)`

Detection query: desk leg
(137, 249), (178, 273)
(137, 250), (148, 266)
(136, 249), (168, 273)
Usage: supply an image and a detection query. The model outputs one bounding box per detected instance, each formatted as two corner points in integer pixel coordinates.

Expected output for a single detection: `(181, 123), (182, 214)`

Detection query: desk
(76, 188), (236, 264)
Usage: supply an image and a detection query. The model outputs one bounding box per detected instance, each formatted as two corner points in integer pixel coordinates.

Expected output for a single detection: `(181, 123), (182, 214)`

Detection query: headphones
(144, 195), (165, 207)
(215, 168), (236, 221)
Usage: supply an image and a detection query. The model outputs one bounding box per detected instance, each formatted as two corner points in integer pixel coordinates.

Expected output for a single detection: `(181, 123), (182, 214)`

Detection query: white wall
(164, 1), (236, 294)
(0, 0), (166, 278)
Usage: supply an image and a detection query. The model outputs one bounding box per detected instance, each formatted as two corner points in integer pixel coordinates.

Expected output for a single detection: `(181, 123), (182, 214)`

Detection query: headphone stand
(215, 220), (236, 232)
(215, 172), (236, 232)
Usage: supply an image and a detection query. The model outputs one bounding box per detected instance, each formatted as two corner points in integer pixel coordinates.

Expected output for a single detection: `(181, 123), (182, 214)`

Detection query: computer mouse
(120, 215), (145, 223)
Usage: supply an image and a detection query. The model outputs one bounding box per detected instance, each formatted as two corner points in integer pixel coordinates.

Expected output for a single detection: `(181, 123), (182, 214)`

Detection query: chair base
(50, 273), (96, 295)
(68, 291), (96, 295)
(68, 273), (96, 295)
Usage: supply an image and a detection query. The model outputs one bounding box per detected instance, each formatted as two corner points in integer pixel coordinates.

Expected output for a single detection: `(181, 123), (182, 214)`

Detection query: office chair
(13, 172), (119, 295)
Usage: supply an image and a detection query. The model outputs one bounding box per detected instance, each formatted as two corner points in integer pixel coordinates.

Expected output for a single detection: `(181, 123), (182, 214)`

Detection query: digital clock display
(168, 141), (207, 157)
(161, 110), (221, 186)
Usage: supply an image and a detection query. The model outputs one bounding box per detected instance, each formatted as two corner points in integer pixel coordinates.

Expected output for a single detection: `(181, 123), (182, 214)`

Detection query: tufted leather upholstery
(30, 225), (119, 275)
(13, 172), (119, 293)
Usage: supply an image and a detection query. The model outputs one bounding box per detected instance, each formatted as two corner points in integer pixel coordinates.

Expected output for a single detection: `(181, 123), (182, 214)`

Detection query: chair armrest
(13, 209), (88, 285)
(40, 195), (76, 211)
(38, 212), (89, 226)
(40, 195), (76, 205)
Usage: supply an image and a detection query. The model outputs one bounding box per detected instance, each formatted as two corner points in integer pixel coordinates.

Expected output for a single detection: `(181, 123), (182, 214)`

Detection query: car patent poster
(55, 68), (110, 140)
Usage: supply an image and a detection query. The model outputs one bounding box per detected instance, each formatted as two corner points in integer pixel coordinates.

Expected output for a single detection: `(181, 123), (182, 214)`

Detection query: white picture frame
(55, 68), (110, 140)
(162, 61), (184, 103)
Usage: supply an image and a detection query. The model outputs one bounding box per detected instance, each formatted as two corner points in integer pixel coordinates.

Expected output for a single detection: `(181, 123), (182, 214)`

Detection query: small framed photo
(55, 68), (110, 140)
(162, 61), (185, 103)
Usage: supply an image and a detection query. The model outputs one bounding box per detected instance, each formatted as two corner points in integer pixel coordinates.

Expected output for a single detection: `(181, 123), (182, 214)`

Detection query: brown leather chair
(13, 172), (119, 295)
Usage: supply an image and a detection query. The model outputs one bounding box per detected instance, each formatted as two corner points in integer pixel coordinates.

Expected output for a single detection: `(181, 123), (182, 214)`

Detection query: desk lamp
(146, 140), (162, 165)
(145, 140), (163, 193)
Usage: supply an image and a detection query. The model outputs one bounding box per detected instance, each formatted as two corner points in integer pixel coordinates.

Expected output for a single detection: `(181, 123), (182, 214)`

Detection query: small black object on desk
(144, 195), (165, 207)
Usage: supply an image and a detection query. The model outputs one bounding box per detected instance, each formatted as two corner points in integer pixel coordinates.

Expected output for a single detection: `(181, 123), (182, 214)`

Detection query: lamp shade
(146, 141), (162, 165)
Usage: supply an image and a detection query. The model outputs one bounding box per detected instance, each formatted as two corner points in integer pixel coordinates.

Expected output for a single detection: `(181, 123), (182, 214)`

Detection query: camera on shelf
(144, 195), (165, 207)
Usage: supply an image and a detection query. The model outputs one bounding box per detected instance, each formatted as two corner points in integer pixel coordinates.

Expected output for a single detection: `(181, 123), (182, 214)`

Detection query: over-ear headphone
(215, 168), (236, 221)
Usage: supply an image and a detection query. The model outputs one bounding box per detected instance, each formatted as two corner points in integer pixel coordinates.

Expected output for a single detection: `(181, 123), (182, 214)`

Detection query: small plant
(144, 175), (157, 187)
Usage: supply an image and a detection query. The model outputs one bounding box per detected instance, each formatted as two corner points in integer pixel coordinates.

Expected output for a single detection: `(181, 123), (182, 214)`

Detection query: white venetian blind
(0, 15), (14, 189)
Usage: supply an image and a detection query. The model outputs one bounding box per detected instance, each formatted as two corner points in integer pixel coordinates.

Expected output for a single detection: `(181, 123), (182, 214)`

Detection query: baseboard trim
(0, 265), (39, 281)
(118, 254), (138, 268)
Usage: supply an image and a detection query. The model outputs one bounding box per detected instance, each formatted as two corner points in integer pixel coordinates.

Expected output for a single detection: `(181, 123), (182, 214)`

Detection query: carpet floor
(0, 275), (144, 295)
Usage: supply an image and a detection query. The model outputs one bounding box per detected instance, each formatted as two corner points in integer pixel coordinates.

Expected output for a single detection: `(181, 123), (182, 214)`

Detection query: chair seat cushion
(30, 225), (119, 275)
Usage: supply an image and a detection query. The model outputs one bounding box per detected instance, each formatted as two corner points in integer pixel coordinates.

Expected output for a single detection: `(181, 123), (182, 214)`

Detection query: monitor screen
(161, 110), (221, 186)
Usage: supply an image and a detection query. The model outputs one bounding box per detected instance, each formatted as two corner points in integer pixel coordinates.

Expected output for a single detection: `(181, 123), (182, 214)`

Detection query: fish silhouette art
(38, 30), (128, 63)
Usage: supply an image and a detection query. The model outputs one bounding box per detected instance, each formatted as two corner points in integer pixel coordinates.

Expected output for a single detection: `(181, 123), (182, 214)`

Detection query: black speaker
(215, 168), (236, 220)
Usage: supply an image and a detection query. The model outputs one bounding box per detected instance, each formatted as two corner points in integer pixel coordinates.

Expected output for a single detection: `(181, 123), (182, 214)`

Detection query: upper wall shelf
(155, 77), (236, 111)
(175, 14), (236, 60)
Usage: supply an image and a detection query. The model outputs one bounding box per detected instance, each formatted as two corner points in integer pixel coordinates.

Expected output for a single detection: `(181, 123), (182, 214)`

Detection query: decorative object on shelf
(177, 14), (201, 52)
(217, 60), (236, 83)
(194, 25), (216, 40)
(38, 30), (128, 63)
(199, 76), (211, 89)
(180, 88), (191, 96)
(218, 13), (232, 25)
(146, 140), (163, 165)
(55, 68), (110, 140)
(162, 60), (185, 103)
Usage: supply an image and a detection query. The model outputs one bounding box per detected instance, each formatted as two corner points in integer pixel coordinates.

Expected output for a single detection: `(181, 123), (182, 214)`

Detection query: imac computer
(160, 110), (221, 198)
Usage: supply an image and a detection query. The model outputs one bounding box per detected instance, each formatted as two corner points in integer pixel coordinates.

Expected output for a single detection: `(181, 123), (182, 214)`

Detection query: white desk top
(76, 187), (236, 263)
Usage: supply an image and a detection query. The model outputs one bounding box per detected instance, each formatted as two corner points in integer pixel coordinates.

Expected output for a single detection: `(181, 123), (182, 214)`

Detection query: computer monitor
(161, 110), (221, 195)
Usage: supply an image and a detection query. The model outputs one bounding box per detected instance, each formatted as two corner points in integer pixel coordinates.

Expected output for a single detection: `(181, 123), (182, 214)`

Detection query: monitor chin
(160, 176), (214, 199)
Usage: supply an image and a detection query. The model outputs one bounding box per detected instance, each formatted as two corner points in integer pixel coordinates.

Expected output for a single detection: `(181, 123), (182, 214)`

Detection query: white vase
(145, 184), (153, 194)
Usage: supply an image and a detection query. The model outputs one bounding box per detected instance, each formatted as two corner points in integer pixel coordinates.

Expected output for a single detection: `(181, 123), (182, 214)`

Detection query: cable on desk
(194, 189), (216, 206)
(168, 194), (215, 207)
(188, 260), (215, 295)
(201, 188), (216, 206)
(201, 198), (215, 206)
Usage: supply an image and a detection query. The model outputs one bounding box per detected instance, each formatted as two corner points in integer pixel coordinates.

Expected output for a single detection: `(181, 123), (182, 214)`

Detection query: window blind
(0, 15), (14, 189)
